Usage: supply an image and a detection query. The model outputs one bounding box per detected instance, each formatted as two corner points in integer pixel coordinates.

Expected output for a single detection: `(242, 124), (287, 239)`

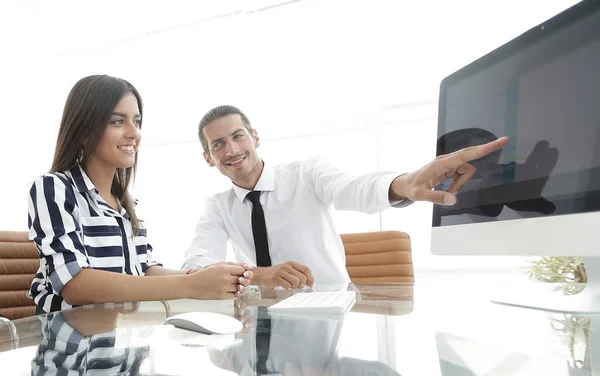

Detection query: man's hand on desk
(251, 261), (315, 289)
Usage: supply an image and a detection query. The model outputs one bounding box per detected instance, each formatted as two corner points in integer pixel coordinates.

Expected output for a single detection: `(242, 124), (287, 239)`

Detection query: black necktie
(246, 191), (272, 267)
(255, 306), (271, 375)
(246, 191), (272, 375)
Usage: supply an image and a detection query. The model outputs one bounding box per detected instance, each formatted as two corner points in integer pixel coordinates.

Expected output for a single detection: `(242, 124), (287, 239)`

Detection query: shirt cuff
(390, 199), (414, 208)
(48, 312), (85, 344)
(49, 259), (89, 294)
(379, 172), (416, 209)
(377, 173), (398, 208)
(380, 172), (415, 209)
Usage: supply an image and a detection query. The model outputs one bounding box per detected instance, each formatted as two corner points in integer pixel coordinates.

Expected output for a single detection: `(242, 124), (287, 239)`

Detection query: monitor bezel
(431, 0), (600, 256)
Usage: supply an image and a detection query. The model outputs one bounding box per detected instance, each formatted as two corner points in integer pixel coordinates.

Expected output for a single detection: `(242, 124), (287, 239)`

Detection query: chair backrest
(0, 231), (38, 320)
(341, 230), (414, 283)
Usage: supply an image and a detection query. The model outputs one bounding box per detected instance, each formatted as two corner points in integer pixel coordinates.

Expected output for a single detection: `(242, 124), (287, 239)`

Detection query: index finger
(445, 136), (508, 167)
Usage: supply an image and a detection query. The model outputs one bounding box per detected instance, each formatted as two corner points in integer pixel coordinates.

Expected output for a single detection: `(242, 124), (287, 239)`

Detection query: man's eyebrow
(111, 112), (141, 118)
(212, 129), (246, 146)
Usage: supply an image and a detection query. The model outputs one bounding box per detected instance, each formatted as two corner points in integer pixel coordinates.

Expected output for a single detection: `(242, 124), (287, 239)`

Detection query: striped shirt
(32, 306), (148, 376)
(27, 165), (159, 313)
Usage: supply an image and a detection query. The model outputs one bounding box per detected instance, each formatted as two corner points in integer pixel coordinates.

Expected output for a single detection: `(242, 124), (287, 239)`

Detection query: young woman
(27, 75), (252, 314)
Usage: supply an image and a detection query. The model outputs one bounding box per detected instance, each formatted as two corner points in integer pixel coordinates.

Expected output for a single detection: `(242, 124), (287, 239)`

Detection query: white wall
(0, 0), (580, 269)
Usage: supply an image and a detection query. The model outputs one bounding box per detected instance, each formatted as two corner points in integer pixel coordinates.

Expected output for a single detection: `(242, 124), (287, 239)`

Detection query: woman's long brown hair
(51, 75), (143, 233)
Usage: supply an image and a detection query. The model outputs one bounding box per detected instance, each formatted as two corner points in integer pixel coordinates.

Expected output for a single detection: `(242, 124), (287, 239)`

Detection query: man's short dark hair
(198, 105), (253, 153)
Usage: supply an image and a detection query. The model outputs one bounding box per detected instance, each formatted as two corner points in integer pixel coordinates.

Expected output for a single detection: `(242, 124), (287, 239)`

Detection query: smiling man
(182, 105), (508, 289)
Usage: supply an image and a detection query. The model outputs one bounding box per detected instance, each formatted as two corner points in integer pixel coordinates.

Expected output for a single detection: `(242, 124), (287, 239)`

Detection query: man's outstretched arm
(389, 136), (509, 206)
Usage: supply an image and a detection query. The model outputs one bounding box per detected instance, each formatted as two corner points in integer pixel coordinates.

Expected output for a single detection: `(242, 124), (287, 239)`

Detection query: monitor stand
(491, 256), (600, 374)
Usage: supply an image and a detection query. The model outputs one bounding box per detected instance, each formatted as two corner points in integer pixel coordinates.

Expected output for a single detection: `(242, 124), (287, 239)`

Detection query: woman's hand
(185, 264), (253, 299)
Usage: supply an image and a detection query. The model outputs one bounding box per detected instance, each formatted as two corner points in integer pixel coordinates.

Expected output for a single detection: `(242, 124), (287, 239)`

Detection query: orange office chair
(341, 230), (414, 283)
(0, 231), (38, 320)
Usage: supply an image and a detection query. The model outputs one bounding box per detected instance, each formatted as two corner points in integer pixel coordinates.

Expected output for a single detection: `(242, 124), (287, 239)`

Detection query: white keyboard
(267, 291), (357, 314)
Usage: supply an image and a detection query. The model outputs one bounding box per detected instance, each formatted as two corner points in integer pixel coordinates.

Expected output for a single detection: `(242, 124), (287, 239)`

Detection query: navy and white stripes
(27, 165), (159, 313)
(32, 309), (148, 375)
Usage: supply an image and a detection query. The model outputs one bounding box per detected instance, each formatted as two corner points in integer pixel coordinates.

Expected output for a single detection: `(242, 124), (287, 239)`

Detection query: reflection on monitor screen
(433, 0), (600, 256)
(432, 0), (600, 315)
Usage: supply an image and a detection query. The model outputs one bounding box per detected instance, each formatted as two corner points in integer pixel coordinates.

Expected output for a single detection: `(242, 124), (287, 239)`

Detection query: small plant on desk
(526, 256), (586, 295)
(527, 256), (590, 373)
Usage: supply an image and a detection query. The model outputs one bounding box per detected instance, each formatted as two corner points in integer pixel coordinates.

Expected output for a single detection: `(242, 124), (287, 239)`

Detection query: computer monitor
(432, 0), (600, 314)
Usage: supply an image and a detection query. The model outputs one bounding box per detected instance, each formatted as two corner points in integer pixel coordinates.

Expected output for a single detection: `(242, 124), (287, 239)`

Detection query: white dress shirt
(183, 156), (404, 284)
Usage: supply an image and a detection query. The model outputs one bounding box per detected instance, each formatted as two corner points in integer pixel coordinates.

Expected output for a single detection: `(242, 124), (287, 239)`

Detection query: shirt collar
(232, 161), (275, 202)
(67, 165), (135, 218)
(68, 165), (97, 193)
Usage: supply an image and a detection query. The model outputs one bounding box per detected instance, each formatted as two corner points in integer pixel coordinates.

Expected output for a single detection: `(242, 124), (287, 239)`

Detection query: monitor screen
(432, 0), (600, 255)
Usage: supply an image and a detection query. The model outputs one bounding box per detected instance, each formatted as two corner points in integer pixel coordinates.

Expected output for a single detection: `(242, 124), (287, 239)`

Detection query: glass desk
(0, 275), (597, 375)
